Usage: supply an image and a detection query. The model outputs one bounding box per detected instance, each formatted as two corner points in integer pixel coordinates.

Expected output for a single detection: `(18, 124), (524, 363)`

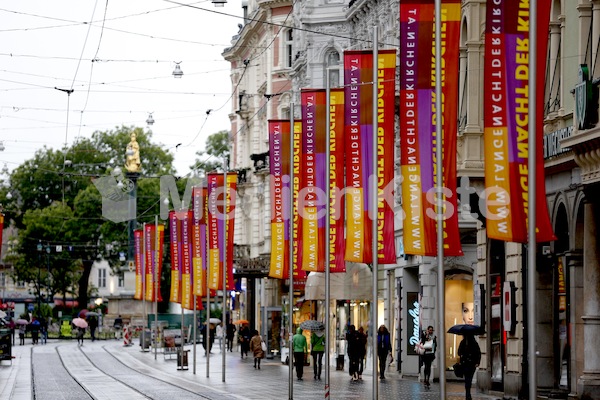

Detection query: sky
(0, 0), (244, 178)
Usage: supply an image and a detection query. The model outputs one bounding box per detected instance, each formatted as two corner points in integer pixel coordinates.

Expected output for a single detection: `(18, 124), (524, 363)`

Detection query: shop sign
(543, 126), (572, 159)
(407, 292), (420, 355)
(575, 64), (596, 130)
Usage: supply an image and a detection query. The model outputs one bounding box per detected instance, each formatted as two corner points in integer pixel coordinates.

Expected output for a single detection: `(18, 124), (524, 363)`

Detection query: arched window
(325, 50), (341, 88)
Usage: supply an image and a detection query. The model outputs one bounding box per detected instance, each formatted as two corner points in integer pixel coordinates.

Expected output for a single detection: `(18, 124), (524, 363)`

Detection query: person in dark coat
(356, 326), (367, 380)
(238, 324), (251, 358)
(346, 325), (360, 381)
(226, 322), (236, 352)
(420, 325), (437, 387)
(458, 334), (482, 400)
(88, 316), (98, 342)
(377, 325), (392, 380)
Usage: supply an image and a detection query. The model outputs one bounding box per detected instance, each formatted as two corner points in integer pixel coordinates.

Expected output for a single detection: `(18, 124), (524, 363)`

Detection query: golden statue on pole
(125, 132), (141, 173)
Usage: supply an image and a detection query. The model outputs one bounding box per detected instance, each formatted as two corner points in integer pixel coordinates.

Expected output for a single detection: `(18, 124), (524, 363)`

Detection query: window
(285, 29), (293, 68)
(98, 268), (106, 288)
(118, 273), (124, 288)
(325, 50), (341, 88)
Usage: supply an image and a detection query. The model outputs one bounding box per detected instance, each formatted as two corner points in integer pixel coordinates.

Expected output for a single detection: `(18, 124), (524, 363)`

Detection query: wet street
(1, 338), (500, 399)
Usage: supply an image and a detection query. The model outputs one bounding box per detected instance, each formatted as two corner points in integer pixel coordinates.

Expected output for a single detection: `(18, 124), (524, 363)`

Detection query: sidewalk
(1, 338), (502, 400)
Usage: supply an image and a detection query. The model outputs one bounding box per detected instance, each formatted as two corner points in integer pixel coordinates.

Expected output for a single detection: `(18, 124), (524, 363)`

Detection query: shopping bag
(414, 343), (426, 355)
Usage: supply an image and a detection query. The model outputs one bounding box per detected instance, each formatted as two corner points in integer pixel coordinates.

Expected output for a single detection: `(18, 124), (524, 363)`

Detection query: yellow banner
(344, 187), (364, 262)
(208, 248), (220, 290)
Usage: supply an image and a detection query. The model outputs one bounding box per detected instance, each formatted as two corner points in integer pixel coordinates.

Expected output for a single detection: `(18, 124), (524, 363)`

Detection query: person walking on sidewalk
(346, 324), (361, 381)
(420, 325), (437, 387)
(249, 330), (265, 369)
(311, 329), (325, 380)
(113, 315), (123, 340)
(292, 327), (307, 380)
(458, 334), (481, 400)
(239, 324), (251, 358)
(18, 323), (26, 346)
(226, 322), (236, 352)
(356, 326), (367, 380)
(377, 325), (393, 380)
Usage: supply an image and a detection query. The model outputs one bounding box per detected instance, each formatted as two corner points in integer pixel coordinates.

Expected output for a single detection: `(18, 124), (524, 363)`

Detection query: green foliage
(6, 126), (176, 310)
(191, 130), (230, 173)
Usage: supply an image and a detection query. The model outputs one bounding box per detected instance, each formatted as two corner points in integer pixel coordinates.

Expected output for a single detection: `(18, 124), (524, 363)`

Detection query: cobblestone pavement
(1, 338), (502, 400)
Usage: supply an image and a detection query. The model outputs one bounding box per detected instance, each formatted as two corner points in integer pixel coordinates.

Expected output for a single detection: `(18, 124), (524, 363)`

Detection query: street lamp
(37, 241), (42, 315)
(172, 62), (183, 78)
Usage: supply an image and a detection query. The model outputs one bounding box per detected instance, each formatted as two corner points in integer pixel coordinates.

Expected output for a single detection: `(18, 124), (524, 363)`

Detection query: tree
(191, 130), (230, 173)
(5, 126), (176, 310)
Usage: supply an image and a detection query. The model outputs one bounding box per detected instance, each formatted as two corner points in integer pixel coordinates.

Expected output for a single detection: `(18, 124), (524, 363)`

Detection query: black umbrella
(447, 324), (485, 335)
(299, 320), (325, 331)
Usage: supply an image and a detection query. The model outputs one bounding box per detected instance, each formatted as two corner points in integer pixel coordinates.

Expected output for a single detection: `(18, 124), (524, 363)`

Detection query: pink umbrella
(72, 317), (88, 328)
(15, 318), (29, 325)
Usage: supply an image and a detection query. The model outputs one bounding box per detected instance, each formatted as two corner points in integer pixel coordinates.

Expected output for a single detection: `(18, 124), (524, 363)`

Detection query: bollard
(123, 325), (132, 346)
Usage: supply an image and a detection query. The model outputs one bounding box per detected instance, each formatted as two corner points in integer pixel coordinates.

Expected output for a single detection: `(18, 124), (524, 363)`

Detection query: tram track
(30, 342), (239, 400)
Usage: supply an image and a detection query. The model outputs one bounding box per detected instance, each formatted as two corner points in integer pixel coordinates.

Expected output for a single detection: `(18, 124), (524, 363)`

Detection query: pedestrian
(239, 324), (251, 358)
(30, 318), (40, 345)
(458, 334), (481, 400)
(8, 318), (15, 345)
(89, 316), (98, 342)
(356, 326), (367, 380)
(76, 326), (85, 346)
(420, 325), (437, 387)
(216, 323), (223, 350)
(18, 322), (26, 346)
(39, 316), (48, 345)
(377, 325), (393, 380)
(311, 329), (325, 380)
(113, 315), (123, 340)
(226, 322), (236, 352)
(292, 327), (307, 380)
(346, 324), (361, 381)
(249, 329), (265, 369)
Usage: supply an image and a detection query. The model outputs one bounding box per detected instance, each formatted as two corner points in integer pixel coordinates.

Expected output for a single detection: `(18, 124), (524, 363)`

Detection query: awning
(304, 263), (372, 300)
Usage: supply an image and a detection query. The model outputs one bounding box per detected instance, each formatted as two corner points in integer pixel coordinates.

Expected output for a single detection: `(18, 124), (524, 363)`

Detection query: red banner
(207, 173), (236, 291)
(329, 88), (346, 273)
(399, 0), (463, 256)
(268, 120), (291, 279)
(299, 89), (327, 272)
(144, 224), (164, 302)
(192, 186), (207, 302)
(343, 49), (397, 263)
(134, 229), (143, 300)
(483, 0), (555, 243)
(169, 211), (181, 304)
(292, 121), (308, 286)
(180, 210), (193, 309)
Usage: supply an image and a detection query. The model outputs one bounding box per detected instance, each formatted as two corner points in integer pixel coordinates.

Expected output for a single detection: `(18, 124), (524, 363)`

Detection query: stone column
(578, 192), (600, 399)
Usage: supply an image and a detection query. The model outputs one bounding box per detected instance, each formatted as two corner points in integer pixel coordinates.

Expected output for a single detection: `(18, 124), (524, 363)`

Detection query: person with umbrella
(238, 323), (251, 358)
(17, 319), (27, 345)
(458, 334), (481, 400)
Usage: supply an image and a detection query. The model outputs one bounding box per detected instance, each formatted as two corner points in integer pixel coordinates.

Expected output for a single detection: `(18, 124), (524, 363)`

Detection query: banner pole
(325, 72), (332, 398)
(371, 25), (379, 400)
(222, 162), (227, 383)
(528, 1), (538, 398)
(155, 215), (159, 361)
(193, 287), (197, 374)
(434, 0), (447, 397)
(288, 103), (295, 400)
(142, 223), (146, 350)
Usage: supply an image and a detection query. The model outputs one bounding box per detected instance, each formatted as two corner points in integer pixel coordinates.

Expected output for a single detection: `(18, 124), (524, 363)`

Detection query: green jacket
(292, 328), (307, 353)
(311, 332), (325, 352)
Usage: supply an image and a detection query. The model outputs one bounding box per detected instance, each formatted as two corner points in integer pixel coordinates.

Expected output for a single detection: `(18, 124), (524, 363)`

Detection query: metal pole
(325, 73), (332, 398)
(371, 25), (379, 400)
(434, 0), (447, 397)
(207, 243), (211, 378)
(155, 215), (159, 361)
(222, 163), (227, 382)
(193, 289), (197, 374)
(288, 104), (295, 400)
(142, 223), (146, 350)
(528, 1), (538, 398)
